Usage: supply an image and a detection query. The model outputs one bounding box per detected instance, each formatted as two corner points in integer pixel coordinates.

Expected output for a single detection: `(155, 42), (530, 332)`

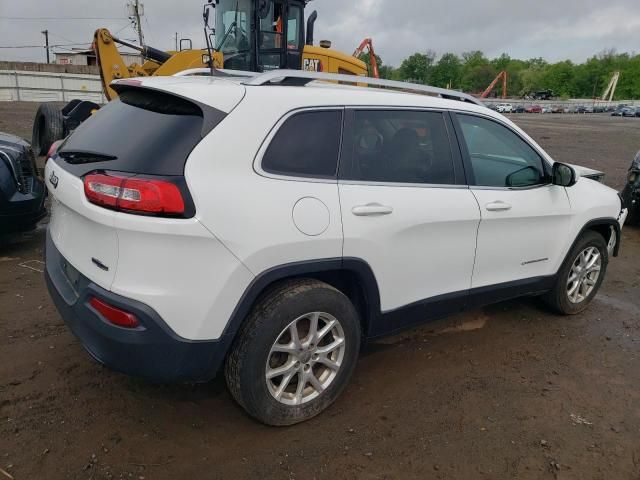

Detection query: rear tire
(32, 103), (65, 156)
(225, 279), (361, 426)
(543, 231), (608, 315)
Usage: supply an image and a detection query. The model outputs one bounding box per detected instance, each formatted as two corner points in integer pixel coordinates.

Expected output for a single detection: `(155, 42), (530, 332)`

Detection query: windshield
(215, 0), (251, 53)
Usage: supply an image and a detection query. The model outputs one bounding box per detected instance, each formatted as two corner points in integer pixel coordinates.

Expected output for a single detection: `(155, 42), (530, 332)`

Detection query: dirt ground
(1, 102), (639, 480)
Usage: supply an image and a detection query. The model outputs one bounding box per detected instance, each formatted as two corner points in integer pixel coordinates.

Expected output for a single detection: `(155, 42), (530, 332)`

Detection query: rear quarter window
(261, 110), (343, 179)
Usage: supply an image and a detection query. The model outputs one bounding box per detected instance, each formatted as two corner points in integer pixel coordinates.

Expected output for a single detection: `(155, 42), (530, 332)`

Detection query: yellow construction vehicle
(32, 0), (368, 154)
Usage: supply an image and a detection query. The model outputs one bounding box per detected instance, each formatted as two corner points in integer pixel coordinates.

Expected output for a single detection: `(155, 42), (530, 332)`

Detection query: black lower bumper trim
(45, 230), (230, 382)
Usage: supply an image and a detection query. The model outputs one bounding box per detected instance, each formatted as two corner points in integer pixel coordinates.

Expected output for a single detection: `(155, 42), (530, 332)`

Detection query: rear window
(262, 110), (342, 178)
(58, 88), (224, 177)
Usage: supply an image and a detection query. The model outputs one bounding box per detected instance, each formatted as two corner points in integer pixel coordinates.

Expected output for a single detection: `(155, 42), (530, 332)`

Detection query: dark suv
(0, 132), (46, 233)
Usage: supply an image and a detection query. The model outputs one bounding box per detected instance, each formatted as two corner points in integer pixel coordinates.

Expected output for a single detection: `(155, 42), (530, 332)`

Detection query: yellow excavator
(32, 0), (368, 155)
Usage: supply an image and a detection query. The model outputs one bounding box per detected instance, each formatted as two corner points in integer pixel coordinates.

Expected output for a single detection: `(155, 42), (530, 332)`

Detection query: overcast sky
(1, 0), (639, 66)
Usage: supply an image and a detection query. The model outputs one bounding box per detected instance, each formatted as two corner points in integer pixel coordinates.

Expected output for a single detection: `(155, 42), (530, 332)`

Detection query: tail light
(89, 297), (140, 329)
(46, 140), (63, 162)
(84, 173), (185, 215)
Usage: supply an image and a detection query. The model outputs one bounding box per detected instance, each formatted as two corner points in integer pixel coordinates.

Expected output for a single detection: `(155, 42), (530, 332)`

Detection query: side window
(262, 110), (342, 178)
(341, 110), (455, 185)
(287, 6), (302, 50)
(259, 2), (284, 50)
(457, 114), (546, 188)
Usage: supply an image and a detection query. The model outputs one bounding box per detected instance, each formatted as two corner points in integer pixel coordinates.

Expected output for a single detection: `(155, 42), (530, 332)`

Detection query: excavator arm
(93, 28), (163, 100)
(481, 70), (508, 99)
(353, 38), (380, 79)
(93, 28), (221, 101)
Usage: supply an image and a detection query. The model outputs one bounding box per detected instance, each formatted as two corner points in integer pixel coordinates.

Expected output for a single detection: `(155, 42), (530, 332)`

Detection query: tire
(225, 279), (361, 426)
(543, 231), (608, 315)
(32, 103), (65, 156)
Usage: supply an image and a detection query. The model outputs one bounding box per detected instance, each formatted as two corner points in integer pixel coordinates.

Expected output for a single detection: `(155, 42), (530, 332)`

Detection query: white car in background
(44, 70), (627, 426)
(542, 105), (553, 114)
(496, 103), (513, 113)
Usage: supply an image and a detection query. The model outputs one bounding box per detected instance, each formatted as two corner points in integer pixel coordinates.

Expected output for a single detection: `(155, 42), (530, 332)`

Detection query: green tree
(431, 52), (462, 88)
(491, 53), (511, 72)
(398, 50), (436, 83)
(386, 49), (640, 100)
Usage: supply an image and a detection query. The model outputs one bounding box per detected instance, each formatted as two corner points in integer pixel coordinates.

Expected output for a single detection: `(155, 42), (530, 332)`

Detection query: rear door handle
(352, 203), (394, 216)
(485, 201), (512, 212)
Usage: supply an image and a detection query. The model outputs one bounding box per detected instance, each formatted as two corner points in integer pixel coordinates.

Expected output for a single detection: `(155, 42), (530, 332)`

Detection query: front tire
(225, 279), (361, 426)
(543, 231), (608, 315)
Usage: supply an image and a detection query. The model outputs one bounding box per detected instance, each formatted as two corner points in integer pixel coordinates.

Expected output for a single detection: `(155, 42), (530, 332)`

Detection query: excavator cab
(212, 0), (305, 71)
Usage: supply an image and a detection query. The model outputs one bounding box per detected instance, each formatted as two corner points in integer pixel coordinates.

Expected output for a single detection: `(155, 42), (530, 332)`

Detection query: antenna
(127, 0), (145, 47)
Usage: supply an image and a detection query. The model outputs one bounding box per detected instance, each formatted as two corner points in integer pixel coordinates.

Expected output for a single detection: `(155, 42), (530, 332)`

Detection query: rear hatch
(45, 77), (245, 289)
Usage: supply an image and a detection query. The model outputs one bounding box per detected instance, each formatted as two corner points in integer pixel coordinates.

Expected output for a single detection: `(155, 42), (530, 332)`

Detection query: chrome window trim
(338, 179), (468, 189)
(470, 183), (554, 192)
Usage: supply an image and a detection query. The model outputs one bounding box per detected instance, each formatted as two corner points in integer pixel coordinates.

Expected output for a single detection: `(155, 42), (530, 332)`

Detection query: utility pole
(41, 29), (50, 64)
(128, 0), (145, 47)
(174, 32), (178, 51)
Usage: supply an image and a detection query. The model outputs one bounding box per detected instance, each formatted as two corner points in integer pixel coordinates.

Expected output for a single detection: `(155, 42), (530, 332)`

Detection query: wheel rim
(566, 246), (602, 304)
(265, 312), (346, 406)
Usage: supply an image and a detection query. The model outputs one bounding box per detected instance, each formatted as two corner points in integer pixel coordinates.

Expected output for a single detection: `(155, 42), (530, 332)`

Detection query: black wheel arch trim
(571, 217), (621, 257)
(222, 257), (382, 341)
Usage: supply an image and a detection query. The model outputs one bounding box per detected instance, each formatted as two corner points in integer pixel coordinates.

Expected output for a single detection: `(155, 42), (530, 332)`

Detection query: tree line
(359, 50), (640, 100)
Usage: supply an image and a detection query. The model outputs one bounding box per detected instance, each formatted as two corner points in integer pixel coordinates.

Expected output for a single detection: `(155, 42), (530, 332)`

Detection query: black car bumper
(45, 230), (230, 382)
(0, 175), (46, 233)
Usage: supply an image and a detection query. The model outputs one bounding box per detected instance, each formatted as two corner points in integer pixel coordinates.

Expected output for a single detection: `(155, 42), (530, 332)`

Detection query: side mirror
(552, 162), (577, 187)
(203, 2), (215, 31)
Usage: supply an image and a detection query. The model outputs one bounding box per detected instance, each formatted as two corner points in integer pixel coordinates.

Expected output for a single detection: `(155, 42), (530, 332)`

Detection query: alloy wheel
(265, 312), (346, 406)
(566, 246), (602, 304)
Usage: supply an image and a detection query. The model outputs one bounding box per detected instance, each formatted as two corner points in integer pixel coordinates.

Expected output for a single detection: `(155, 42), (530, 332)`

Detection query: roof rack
(242, 70), (483, 106)
(174, 68), (260, 78)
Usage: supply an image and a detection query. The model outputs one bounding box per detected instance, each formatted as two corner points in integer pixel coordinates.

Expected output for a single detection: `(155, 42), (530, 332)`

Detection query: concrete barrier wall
(0, 61), (99, 75)
(0, 70), (105, 104)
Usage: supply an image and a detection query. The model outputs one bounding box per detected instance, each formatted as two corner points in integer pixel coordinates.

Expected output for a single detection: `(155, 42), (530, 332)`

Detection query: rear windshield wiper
(58, 150), (118, 165)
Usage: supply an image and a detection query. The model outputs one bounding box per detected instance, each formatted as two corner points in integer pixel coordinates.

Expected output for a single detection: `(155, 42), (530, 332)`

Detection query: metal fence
(0, 70), (106, 104)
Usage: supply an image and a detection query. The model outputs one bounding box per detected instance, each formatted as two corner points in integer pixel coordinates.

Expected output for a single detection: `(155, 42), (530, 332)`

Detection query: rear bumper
(45, 230), (230, 382)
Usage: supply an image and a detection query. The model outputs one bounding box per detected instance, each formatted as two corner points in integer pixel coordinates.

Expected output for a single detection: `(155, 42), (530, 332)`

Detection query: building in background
(54, 48), (141, 66)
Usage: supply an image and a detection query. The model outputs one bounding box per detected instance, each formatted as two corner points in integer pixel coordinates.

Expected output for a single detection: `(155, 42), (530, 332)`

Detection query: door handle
(485, 201), (512, 212)
(352, 203), (394, 216)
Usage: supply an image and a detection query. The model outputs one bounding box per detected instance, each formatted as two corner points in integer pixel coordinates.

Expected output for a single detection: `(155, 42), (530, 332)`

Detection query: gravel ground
(1, 102), (639, 480)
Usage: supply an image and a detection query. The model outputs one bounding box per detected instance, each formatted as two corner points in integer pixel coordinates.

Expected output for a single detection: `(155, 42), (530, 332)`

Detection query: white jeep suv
(45, 70), (627, 426)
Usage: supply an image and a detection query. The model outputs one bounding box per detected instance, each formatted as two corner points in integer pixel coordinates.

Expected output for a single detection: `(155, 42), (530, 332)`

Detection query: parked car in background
(622, 106), (638, 117)
(0, 132), (46, 233)
(525, 105), (542, 113)
(552, 106), (566, 114)
(542, 105), (553, 114)
(512, 105), (525, 113)
(496, 103), (513, 113)
(612, 105), (629, 116)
